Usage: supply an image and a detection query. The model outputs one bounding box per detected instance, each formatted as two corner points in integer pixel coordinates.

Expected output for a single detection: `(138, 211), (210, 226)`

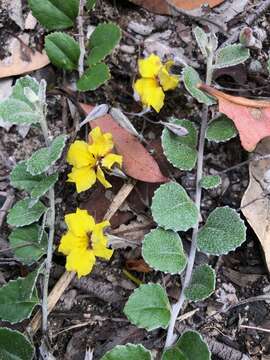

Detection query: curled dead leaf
(81, 104), (169, 183)
(241, 138), (270, 271)
(129, 0), (225, 14)
(200, 84), (270, 151)
(126, 258), (152, 273)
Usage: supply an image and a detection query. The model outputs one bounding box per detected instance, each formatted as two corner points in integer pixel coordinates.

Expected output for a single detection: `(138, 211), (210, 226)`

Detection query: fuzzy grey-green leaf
(176, 330), (210, 360)
(193, 26), (208, 58)
(214, 44), (250, 69)
(0, 269), (40, 323)
(151, 182), (199, 232)
(7, 198), (47, 227)
(185, 264), (215, 301)
(9, 224), (48, 264)
(162, 119), (197, 171)
(206, 115), (237, 143)
(162, 348), (187, 360)
(31, 174), (58, 199)
(142, 228), (187, 274)
(77, 63), (111, 91)
(87, 23), (121, 66)
(197, 207), (246, 255)
(0, 328), (35, 360)
(101, 344), (152, 360)
(124, 284), (171, 331)
(28, 0), (79, 31)
(183, 66), (216, 105)
(200, 175), (221, 190)
(27, 135), (66, 175)
(45, 32), (80, 70)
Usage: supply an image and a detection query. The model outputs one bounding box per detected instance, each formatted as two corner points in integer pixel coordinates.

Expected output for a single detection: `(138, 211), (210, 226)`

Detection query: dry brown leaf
(0, 36), (50, 79)
(241, 138), (270, 271)
(200, 84), (270, 152)
(129, 0), (225, 14)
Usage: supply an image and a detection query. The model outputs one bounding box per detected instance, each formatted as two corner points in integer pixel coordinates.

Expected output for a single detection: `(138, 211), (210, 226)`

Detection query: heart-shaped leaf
(81, 103), (168, 183)
(124, 283), (171, 331)
(27, 135), (67, 175)
(162, 118), (197, 171)
(77, 63), (111, 91)
(214, 44), (250, 69)
(162, 348), (187, 360)
(200, 175), (221, 190)
(184, 264), (215, 301)
(151, 182), (199, 231)
(9, 224), (48, 264)
(101, 344), (152, 360)
(183, 66), (216, 106)
(0, 328), (35, 360)
(197, 206), (246, 255)
(45, 32), (80, 70)
(87, 23), (121, 66)
(176, 330), (210, 360)
(7, 198), (47, 227)
(142, 228), (187, 274)
(28, 0), (79, 30)
(206, 115), (237, 143)
(0, 268), (40, 323)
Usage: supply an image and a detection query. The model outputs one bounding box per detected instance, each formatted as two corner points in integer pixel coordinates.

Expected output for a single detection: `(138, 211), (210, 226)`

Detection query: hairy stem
(78, 0), (86, 77)
(164, 49), (214, 349)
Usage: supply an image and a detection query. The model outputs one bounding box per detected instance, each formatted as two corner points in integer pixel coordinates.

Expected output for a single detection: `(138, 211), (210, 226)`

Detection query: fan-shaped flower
(67, 127), (123, 193)
(134, 54), (179, 113)
(59, 208), (112, 278)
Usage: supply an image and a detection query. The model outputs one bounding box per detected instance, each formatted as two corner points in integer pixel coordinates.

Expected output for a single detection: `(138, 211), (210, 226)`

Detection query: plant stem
(164, 48), (214, 349)
(78, 0), (86, 78)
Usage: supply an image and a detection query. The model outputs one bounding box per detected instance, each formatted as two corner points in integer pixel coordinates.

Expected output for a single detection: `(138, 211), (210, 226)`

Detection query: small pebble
(120, 44), (135, 54)
(128, 21), (154, 36)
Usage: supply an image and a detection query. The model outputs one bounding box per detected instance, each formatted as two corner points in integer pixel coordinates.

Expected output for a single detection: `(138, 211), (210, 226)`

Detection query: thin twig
(0, 192), (14, 228)
(78, 0), (86, 77)
(240, 324), (270, 333)
(164, 42), (214, 349)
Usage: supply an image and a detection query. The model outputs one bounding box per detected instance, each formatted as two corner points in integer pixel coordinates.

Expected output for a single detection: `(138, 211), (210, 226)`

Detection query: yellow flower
(67, 127), (123, 193)
(59, 208), (113, 278)
(134, 54), (179, 113)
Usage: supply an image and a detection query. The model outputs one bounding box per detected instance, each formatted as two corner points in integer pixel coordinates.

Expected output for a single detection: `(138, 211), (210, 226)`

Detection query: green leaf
(200, 175), (221, 190)
(0, 269), (40, 323)
(28, 0), (79, 31)
(0, 76), (44, 125)
(27, 135), (67, 175)
(267, 59), (270, 74)
(45, 32), (80, 71)
(183, 66), (216, 106)
(101, 344), (152, 360)
(193, 27), (208, 58)
(7, 198), (47, 227)
(87, 23), (121, 66)
(77, 63), (111, 91)
(185, 264), (215, 301)
(176, 330), (210, 360)
(10, 161), (58, 199)
(151, 182), (199, 232)
(206, 115), (237, 143)
(9, 224), (48, 265)
(214, 44), (250, 69)
(197, 206), (246, 255)
(0, 328), (35, 360)
(162, 118), (197, 171)
(124, 284), (171, 331)
(142, 228), (187, 274)
(162, 348), (187, 360)
(86, 0), (96, 10)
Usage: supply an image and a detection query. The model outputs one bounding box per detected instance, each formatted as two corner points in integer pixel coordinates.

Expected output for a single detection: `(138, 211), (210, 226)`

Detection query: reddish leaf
(129, 0), (225, 14)
(81, 104), (169, 183)
(126, 259), (152, 273)
(200, 84), (270, 152)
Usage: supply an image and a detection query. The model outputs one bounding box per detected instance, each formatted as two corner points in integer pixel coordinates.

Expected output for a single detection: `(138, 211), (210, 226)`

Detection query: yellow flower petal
(102, 153), (123, 170)
(92, 221), (113, 260)
(96, 166), (112, 188)
(65, 248), (96, 278)
(138, 54), (162, 78)
(88, 127), (114, 157)
(65, 208), (95, 238)
(158, 61), (179, 91)
(58, 231), (87, 256)
(134, 78), (165, 113)
(67, 140), (95, 168)
(67, 166), (97, 193)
